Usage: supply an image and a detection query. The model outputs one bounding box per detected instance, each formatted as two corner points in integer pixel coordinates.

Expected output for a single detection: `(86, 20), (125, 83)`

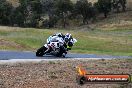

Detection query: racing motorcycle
(36, 36), (77, 57)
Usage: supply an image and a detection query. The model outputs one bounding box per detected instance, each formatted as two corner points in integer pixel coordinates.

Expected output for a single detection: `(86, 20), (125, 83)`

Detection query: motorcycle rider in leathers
(45, 33), (75, 57)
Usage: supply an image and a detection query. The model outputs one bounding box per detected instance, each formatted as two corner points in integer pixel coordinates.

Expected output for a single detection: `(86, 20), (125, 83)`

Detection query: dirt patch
(0, 59), (132, 88)
(6, 0), (19, 7)
(0, 39), (30, 50)
(87, 11), (132, 30)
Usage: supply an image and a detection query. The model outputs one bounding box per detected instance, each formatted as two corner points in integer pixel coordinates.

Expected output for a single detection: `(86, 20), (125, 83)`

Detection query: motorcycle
(36, 36), (77, 57)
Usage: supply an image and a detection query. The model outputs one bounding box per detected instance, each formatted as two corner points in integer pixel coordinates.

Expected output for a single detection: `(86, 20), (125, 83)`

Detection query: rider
(53, 33), (75, 51)
(45, 33), (76, 57)
(47, 33), (65, 44)
(45, 33), (66, 55)
(64, 33), (74, 50)
(53, 33), (65, 39)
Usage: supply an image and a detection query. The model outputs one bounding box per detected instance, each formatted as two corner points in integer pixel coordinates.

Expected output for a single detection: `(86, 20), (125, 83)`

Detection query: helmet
(65, 33), (72, 42)
(53, 33), (64, 37)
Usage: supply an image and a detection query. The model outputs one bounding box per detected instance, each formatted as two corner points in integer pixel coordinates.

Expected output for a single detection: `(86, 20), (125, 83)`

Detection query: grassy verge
(0, 26), (132, 56)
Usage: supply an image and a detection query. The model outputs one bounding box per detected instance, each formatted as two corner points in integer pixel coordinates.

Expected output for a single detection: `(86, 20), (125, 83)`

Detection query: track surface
(0, 51), (131, 60)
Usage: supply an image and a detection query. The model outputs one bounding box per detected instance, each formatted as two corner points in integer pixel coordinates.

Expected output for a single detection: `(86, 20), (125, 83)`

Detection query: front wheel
(36, 46), (47, 57)
(56, 46), (66, 57)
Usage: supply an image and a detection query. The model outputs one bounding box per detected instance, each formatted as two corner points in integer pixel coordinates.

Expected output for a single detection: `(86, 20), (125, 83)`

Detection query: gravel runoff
(0, 58), (132, 88)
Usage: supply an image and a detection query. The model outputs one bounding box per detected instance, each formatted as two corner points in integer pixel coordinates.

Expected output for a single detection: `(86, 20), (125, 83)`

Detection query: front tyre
(36, 46), (47, 57)
(56, 46), (66, 57)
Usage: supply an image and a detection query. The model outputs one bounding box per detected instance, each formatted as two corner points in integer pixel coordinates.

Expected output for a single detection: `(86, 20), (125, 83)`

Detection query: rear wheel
(36, 46), (47, 57)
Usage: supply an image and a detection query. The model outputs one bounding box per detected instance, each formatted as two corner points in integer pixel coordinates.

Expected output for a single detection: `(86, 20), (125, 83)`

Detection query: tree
(74, 0), (96, 24)
(40, 0), (57, 28)
(119, 0), (126, 12)
(55, 0), (73, 28)
(27, 0), (42, 27)
(95, 0), (112, 18)
(0, 0), (13, 25)
(12, 0), (43, 27)
(112, 0), (126, 12)
(12, 0), (30, 27)
(10, 7), (25, 26)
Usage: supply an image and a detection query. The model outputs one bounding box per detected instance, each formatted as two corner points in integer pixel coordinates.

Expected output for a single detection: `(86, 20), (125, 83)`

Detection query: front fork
(44, 44), (51, 54)
(61, 45), (67, 54)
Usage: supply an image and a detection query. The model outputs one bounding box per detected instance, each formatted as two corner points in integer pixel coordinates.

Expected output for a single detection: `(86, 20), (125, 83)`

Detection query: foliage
(55, 0), (74, 28)
(74, 0), (96, 24)
(0, 0), (128, 28)
(112, 0), (127, 12)
(0, 0), (13, 25)
(94, 0), (112, 18)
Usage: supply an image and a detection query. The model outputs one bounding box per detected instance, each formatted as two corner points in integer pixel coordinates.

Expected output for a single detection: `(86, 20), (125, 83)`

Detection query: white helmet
(65, 33), (72, 42)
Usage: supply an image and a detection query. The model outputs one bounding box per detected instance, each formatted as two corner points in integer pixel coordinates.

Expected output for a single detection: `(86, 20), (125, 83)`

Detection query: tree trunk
(62, 12), (67, 28)
(63, 17), (66, 28)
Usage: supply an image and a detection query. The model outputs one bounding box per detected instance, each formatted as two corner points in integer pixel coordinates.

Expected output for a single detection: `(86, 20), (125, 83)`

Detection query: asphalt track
(0, 51), (131, 60)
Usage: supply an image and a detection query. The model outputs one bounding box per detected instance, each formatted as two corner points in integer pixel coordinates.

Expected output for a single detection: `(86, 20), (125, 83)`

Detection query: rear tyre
(36, 46), (47, 57)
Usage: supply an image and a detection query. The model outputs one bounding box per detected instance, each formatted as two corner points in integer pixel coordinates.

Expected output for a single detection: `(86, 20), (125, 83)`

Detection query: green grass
(0, 26), (132, 56)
